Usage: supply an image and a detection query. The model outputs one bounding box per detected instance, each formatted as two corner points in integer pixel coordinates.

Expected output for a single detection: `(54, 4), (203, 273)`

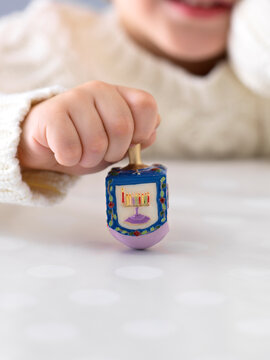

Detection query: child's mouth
(165, 0), (233, 18)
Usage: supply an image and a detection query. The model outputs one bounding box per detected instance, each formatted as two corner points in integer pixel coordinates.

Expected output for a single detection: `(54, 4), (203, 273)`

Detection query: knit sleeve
(228, 0), (270, 98)
(0, 87), (78, 206)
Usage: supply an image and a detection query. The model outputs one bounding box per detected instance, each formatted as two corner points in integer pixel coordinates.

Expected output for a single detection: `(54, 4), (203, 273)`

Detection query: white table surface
(1, 160), (270, 360)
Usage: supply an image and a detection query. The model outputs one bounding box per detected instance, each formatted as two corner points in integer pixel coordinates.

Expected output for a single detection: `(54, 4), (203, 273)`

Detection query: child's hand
(18, 81), (160, 175)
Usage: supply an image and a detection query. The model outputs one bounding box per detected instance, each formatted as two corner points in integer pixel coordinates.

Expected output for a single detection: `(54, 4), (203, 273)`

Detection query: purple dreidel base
(109, 222), (169, 250)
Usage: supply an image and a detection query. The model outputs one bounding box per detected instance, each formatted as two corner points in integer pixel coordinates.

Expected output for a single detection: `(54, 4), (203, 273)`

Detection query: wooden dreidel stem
(122, 144), (148, 171)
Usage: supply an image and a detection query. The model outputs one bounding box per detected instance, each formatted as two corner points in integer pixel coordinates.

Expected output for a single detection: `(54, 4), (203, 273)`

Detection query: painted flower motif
(160, 197), (165, 204)
(134, 231), (141, 236)
(108, 202), (114, 208)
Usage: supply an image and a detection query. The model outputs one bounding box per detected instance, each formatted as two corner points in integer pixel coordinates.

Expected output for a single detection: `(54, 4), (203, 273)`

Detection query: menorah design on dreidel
(121, 188), (151, 225)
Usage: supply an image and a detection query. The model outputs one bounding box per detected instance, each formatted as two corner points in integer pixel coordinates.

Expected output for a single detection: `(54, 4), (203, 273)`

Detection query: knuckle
(142, 131), (157, 149)
(49, 104), (66, 117)
(88, 136), (108, 155)
(149, 130), (157, 143)
(111, 118), (132, 137)
(44, 100), (67, 118)
(132, 132), (145, 144)
(133, 125), (157, 144)
(104, 152), (125, 163)
(60, 142), (81, 164)
(65, 88), (86, 103)
(80, 135), (108, 168)
(88, 80), (110, 92)
(132, 91), (158, 113)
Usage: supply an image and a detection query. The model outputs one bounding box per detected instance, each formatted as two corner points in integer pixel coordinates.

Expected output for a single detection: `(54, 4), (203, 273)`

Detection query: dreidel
(105, 144), (169, 249)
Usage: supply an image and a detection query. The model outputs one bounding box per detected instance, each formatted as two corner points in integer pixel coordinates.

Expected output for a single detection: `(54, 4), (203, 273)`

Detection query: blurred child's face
(113, 0), (238, 62)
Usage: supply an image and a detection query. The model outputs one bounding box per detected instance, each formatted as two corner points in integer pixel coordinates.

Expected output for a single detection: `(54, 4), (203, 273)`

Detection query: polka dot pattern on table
(27, 265), (75, 278)
(25, 322), (79, 343)
(69, 289), (120, 306)
(0, 292), (37, 310)
(175, 291), (226, 306)
(123, 319), (176, 338)
(236, 317), (270, 336)
(115, 266), (163, 280)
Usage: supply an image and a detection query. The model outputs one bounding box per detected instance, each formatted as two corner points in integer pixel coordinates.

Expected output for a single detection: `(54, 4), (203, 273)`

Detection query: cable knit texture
(0, 0), (269, 206)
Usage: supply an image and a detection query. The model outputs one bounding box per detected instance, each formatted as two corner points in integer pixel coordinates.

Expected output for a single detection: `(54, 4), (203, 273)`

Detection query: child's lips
(165, 0), (234, 18)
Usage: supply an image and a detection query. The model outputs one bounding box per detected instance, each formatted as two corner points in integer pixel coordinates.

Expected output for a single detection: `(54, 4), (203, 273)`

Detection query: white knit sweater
(0, 0), (269, 206)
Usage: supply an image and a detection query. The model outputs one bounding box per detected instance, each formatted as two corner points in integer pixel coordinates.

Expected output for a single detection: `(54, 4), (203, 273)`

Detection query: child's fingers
(89, 82), (134, 162)
(66, 91), (108, 168)
(116, 86), (159, 145)
(141, 130), (157, 150)
(45, 114), (82, 167)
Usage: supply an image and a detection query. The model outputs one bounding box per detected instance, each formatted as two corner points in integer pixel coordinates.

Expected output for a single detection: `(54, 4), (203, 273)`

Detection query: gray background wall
(0, 0), (106, 15)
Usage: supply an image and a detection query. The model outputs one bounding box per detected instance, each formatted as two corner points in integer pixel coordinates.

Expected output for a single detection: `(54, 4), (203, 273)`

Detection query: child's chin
(157, 35), (227, 64)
